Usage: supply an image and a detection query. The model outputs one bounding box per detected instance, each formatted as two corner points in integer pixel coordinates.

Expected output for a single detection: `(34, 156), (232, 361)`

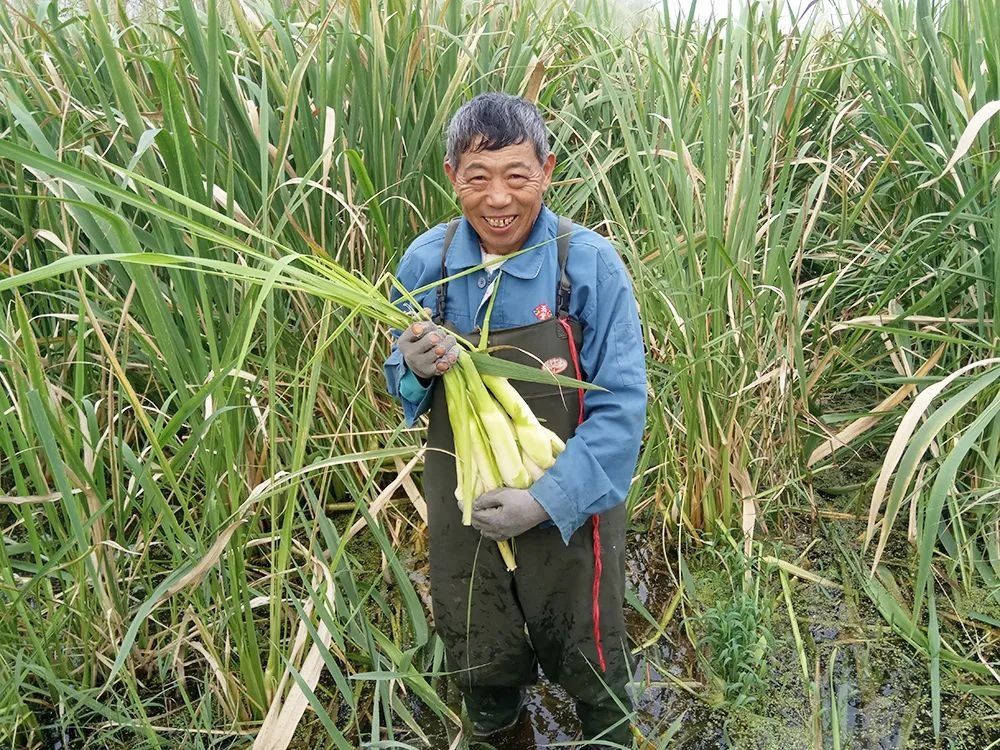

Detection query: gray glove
(471, 488), (550, 541)
(397, 320), (458, 380)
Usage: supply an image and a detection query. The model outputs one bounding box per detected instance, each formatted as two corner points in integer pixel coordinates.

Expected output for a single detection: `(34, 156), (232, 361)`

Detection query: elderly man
(384, 92), (646, 745)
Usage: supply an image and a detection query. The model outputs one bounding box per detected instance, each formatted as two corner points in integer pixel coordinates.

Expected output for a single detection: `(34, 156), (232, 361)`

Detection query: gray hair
(445, 93), (550, 168)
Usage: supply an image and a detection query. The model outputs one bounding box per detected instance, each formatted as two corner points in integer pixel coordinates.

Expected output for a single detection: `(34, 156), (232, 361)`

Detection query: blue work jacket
(383, 205), (647, 544)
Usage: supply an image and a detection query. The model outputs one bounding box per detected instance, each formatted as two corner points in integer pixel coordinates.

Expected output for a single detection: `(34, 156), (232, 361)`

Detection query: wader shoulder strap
(434, 215), (573, 322)
(550, 215), (605, 672)
(556, 215), (573, 317)
(434, 219), (461, 324)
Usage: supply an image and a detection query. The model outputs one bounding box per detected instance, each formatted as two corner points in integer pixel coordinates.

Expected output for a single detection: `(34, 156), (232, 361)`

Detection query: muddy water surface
(416, 527), (999, 749)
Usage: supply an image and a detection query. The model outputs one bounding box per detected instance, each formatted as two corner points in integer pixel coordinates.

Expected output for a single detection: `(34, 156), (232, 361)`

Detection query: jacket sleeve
(528, 247), (647, 544)
(383, 253), (435, 426)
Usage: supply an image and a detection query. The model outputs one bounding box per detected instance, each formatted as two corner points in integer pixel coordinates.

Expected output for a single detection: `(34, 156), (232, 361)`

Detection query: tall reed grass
(0, 0), (997, 745)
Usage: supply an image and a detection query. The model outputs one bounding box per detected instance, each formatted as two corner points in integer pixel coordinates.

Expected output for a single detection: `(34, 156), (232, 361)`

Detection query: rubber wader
(422, 217), (633, 745)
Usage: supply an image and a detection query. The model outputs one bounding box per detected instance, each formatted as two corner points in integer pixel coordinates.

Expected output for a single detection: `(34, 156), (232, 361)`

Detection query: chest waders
(422, 217), (633, 745)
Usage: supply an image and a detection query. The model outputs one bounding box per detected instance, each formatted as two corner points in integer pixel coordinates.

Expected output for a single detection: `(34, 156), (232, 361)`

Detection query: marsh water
(413, 525), (1000, 749)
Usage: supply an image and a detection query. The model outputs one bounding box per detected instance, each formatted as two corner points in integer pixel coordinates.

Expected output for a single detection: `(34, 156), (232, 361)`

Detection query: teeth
(486, 216), (515, 228)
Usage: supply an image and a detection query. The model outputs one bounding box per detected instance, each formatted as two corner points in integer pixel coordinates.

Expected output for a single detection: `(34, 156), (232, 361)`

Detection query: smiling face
(444, 140), (556, 256)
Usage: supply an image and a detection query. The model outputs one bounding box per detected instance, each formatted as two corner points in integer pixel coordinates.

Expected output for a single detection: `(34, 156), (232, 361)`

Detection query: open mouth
(484, 216), (516, 229)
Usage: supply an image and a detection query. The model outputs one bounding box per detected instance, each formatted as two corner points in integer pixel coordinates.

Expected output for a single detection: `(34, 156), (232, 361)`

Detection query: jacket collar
(445, 205), (556, 280)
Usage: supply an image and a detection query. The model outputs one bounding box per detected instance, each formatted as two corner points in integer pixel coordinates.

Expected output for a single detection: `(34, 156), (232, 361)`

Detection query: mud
(413, 526), (1000, 749)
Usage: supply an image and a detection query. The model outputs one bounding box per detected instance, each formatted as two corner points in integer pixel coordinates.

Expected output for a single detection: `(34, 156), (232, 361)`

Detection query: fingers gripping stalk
(397, 319), (459, 379)
(471, 488), (550, 541)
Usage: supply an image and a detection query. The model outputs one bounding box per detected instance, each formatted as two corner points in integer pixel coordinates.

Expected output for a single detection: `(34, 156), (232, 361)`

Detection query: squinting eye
(469, 176), (487, 184)
(509, 175), (527, 183)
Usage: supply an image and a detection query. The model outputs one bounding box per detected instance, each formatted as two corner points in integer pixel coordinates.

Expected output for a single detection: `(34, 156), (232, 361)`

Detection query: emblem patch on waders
(543, 356), (568, 374)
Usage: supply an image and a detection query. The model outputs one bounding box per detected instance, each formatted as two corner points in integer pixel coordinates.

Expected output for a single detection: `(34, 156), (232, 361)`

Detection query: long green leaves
(2, 0), (999, 745)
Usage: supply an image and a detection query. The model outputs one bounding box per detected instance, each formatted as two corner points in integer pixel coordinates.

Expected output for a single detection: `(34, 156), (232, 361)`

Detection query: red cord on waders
(557, 317), (607, 673)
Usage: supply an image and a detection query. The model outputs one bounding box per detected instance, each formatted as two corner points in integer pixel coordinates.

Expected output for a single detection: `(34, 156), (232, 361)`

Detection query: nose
(485, 178), (512, 208)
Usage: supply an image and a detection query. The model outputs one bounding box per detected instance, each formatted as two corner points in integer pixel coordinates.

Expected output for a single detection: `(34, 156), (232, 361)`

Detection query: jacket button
(477, 276), (486, 288)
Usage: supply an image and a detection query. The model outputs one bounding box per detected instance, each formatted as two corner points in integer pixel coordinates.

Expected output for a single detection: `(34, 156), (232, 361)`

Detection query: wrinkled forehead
(456, 138), (541, 170)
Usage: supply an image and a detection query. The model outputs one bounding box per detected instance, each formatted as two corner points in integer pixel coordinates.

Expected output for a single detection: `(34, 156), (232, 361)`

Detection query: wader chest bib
(421, 217), (632, 743)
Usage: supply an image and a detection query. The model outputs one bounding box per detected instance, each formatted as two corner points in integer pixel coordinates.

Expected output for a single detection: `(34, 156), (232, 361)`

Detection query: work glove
(470, 488), (550, 541)
(396, 319), (459, 381)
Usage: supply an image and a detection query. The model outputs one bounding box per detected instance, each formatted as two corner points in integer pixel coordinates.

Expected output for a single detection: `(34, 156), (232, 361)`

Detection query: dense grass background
(0, 0), (997, 746)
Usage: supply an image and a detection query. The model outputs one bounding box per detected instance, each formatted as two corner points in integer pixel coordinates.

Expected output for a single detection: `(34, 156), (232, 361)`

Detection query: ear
(444, 159), (458, 190)
(541, 152), (556, 189)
